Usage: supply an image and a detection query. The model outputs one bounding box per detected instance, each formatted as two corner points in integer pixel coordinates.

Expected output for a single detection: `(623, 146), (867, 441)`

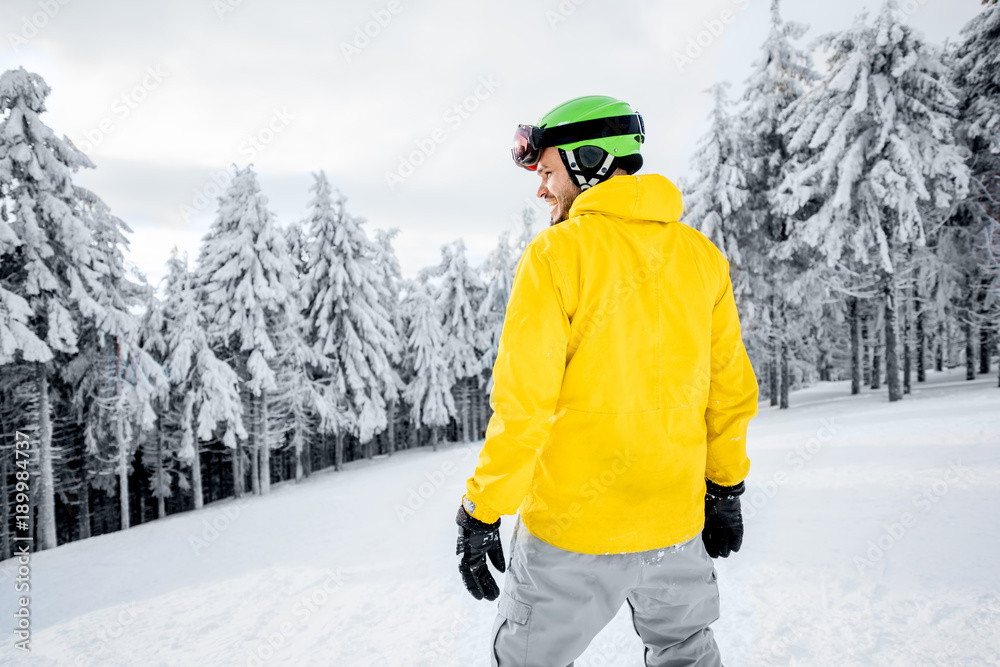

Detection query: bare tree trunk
(947, 317), (956, 369)
(77, 478), (91, 540)
(117, 409), (130, 531)
(231, 440), (244, 499)
(460, 380), (471, 443)
(769, 300), (778, 406)
(936, 320), (944, 372)
(156, 423), (167, 519)
(883, 274), (902, 402)
(871, 314), (882, 390)
(981, 321), (992, 375)
(184, 393), (204, 509)
(260, 388), (270, 495)
(849, 297), (861, 395)
(966, 319), (976, 381)
(249, 393), (260, 495)
(191, 438), (204, 510)
(862, 315), (871, 386)
(387, 399), (396, 456)
(469, 385), (478, 441)
(779, 338), (789, 409)
(903, 285), (912, 395)
(916, 281), (926, 383)
(431, 423), (439, 452)
(35, 363), (57, 550)
(294, 435), (304, 483)
(303, 431), (312, 477)
(320, 429), (328, 470)
(334, 428), (344, 472)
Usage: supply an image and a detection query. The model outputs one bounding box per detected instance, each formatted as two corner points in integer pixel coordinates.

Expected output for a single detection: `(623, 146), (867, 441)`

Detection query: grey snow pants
(490, 517), (723, 667)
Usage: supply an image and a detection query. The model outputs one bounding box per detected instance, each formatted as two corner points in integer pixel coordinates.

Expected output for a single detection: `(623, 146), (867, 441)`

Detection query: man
(455, 95), (758, 666)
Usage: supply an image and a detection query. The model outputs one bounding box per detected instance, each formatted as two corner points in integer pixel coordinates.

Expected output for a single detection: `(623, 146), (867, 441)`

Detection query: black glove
(702, 479), (745, 558)
(456, 506), (506, 601)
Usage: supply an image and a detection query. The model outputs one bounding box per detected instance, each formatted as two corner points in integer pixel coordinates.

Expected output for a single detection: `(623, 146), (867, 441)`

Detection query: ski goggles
(511, 113), (645, 170)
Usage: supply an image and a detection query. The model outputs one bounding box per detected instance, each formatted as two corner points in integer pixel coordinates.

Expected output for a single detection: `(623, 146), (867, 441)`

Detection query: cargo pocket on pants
(491, 590), (532, 667)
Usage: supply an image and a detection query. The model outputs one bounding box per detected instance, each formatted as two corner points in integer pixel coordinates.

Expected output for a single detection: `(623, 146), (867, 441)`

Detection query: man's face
(535, 147), (581, 226)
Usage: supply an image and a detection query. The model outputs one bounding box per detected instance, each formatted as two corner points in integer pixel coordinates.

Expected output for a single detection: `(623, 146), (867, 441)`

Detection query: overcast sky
(0, 0), (985, 290)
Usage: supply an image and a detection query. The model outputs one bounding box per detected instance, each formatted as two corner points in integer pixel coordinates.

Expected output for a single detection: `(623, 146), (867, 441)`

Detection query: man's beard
(550, 184), (582, 225)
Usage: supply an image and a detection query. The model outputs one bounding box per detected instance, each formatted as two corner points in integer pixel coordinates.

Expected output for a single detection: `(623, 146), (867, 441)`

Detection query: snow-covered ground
(2, 367), (999, 666)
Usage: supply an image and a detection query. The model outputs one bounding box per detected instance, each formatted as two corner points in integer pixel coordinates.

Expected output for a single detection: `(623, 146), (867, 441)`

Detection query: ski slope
(2, 367), (999, 666)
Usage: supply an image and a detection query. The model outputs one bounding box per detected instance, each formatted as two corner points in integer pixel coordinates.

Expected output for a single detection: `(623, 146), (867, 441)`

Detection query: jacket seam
(656, 265), (662, 408)
(543, 246), (574, 315)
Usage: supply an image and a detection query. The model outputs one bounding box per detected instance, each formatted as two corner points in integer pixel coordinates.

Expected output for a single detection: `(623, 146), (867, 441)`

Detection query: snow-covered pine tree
(682, 82), (750, 272)
(196, 165), (301, 495)
(955, 0), (1000, 161)
(775, 2), (970, 401)
(135, 285), (175, 519)
(401, 279), (455, 450)
(265, 248), (323, 483)
(70, 189), (166, 531)
(683, 83), (752, 301)
(278, 218), (331, 478)
(157, 249), (245, 508)
(0, 67), (92, 549)
(372, 227), (406, 454)
(427, 239), (484, 443)
(301, 171), (399, 468)
(954, 0), (1000, 386)
(0, 68), (163, 544)
(512, 206), (541, 264)
(476, 230), (516, 429)
(284, 217), (310, 278)
(738, 0), (820, 404)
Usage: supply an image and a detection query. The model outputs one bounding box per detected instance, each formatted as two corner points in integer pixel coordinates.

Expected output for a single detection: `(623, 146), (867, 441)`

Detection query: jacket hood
(567, 174), (684, 224)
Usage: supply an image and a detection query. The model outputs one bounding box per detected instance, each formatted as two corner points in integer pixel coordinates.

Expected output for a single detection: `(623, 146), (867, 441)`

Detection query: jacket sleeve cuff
(462, 494), (501, 524)
(705, 478), (746, 498)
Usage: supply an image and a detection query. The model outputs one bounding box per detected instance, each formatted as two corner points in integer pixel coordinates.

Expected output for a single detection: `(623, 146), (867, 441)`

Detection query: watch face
(463, 496), (477, 516)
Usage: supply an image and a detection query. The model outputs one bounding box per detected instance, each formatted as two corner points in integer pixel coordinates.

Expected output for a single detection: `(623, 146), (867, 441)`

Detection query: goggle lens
(511, 124), (540, 170)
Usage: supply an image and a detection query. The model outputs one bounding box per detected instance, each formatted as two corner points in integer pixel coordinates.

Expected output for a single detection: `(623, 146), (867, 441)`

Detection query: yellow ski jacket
(464, 174), (758, 555)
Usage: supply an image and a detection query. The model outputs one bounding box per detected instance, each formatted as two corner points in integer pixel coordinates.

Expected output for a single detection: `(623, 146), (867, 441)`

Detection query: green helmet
(511, 95), (644, 190)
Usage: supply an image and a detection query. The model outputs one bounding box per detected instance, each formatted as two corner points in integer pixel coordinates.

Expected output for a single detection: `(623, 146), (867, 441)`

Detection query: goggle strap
(537, 114), (643, 149)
